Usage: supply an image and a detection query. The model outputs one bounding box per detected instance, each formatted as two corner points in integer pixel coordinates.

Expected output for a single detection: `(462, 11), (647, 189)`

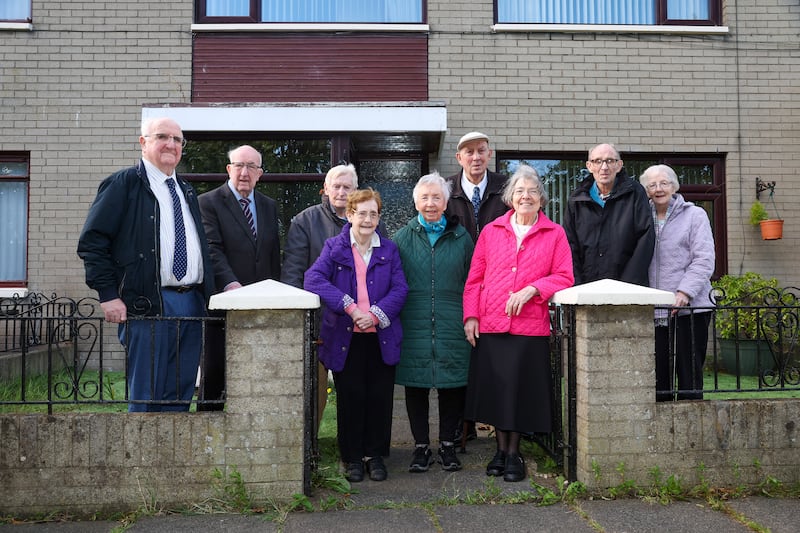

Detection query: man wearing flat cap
(444, 131), (509, 241)
(444, 131), (509, 445)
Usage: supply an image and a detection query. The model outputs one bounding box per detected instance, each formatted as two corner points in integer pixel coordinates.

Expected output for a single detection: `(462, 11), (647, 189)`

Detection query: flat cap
(457, 131), (490, 150)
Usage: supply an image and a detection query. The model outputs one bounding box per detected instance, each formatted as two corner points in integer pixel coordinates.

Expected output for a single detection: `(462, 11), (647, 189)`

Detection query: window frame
(494, 0), (722, 27)
(0, 152), (30, 288)
(195, 0), (427, 24)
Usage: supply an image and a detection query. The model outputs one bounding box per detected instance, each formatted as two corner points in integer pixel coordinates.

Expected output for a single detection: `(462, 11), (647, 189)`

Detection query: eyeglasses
(512, 188), (540, 197)
(589, 158), (619, 167)
(230, 162), (261, 171)
(144, 133), (187, 147)
(352, 210), (380, 220)
(646, 181), (673, 191)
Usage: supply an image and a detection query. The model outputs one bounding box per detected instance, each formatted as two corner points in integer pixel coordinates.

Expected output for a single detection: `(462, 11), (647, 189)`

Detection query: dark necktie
(471, 186), (481, 222)
(240, 198), (257, 238)
(166, 178), (187, 281)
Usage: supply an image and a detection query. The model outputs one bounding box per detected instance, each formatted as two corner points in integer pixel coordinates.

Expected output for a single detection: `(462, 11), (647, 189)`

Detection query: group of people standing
(77, 118), (715, 485)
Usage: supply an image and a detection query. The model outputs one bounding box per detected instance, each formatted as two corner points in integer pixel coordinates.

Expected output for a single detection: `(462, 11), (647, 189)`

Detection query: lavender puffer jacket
(648, 194), (715, 318)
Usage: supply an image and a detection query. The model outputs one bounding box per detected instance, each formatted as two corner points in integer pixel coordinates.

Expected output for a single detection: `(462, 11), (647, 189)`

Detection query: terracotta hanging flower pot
(759, 219), (783, 240)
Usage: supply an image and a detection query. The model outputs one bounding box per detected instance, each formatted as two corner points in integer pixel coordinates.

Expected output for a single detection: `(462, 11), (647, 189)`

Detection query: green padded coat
(393, 216), (474, 389)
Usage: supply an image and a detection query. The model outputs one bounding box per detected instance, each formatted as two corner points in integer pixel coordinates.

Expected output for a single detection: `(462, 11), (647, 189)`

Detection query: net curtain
(498, 0), (709, 24)
(206, 0), (422, 23)
(0, 182), (27, 281)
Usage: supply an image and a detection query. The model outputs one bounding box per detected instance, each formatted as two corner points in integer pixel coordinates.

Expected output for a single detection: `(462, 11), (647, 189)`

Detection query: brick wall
(0, 307), (308, 517)
(2, 0), (799, 314)
(566, 295), (799, 489)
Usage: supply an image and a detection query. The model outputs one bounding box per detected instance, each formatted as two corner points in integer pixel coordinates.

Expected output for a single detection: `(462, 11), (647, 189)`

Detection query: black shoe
(345, 461), (364, 483)
(438, 444), (462, 471)
(486, 450), (506, 476)
(366, 456), (388, 481)
(409, 446), (433, 473)
(503, 453), (526, 482)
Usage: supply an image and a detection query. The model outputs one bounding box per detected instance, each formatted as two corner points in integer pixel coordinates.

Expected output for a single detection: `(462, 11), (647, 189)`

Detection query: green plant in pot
(749, 199), (783, 240)
(712, 272), (780, 375)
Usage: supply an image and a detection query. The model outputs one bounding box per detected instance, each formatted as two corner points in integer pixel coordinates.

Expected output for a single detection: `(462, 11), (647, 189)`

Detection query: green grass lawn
(0, 368), (128, 413)
(1, 369), (798, 416)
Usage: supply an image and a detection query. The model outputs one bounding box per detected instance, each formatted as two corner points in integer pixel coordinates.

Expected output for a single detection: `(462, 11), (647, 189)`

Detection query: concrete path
(2, 434), (797, 532)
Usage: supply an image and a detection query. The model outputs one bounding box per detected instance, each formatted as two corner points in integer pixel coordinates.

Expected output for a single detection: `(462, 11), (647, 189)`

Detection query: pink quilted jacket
(463, 210), (574, 336)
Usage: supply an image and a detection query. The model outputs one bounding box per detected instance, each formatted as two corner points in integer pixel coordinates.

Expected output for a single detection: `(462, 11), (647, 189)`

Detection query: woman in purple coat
(304, 188), (408, 483)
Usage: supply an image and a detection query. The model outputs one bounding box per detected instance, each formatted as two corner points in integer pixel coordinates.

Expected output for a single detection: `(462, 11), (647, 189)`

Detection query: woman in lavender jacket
(304, 188), (408, 483)
(640, 165), (715, 401)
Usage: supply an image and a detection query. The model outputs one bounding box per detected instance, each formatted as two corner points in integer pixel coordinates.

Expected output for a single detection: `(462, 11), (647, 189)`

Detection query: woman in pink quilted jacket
(463, 165), (574, 482)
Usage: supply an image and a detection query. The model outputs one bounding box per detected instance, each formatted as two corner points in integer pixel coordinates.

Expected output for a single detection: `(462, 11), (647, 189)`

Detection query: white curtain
(499, 0), (658, 24)
(259, 0), (421, 23)
(0, 181), (27, 281)
(0, 0), (30, 20)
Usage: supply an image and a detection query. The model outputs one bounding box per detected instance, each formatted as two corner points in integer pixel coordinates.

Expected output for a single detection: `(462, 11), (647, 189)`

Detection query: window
(197, 0), (424, 23)
(498, 153), (727, 279)
(0, 0), (30, 22)
(0, 154), (29, 286)
(497, 1), (720, 26)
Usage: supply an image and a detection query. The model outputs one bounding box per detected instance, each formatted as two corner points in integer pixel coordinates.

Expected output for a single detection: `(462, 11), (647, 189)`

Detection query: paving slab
(578, 498), (752, 533)
(727, 495), (800, 533)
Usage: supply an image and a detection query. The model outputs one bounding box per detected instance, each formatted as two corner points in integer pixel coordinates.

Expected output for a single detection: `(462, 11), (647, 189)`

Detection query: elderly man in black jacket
(78, 117), (215, 412)
(444, 131), (509, 241)
(444, 131), (509, 446)
(563, 143), (655, 286)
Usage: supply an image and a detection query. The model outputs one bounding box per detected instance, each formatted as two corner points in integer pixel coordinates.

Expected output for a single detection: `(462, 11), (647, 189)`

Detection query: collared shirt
(349, 228), (381, 265)
(461, 171), (488, 201)
(226, 180), (258, 229)
(142, 159), (204, 286)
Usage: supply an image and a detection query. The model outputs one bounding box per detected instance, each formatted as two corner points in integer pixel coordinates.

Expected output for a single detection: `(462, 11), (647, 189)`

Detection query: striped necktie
(239, 197), (256, 238)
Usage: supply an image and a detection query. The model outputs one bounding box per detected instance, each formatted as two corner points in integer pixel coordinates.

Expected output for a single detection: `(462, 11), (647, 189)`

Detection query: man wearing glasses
(78, 117), (215, 412)
(563, 143), (654, 287)
(198, 145), (281, 410)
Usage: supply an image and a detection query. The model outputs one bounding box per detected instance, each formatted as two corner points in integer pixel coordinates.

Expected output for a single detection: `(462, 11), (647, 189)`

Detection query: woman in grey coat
(640, 165), (715, 401)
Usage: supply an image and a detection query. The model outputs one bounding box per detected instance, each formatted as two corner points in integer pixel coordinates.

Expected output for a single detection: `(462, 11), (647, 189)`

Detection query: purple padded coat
(304, 224), (408, 372)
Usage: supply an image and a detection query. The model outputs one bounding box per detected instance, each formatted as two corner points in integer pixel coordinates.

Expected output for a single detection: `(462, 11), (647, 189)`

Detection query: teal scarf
(418, 214), (446, 246)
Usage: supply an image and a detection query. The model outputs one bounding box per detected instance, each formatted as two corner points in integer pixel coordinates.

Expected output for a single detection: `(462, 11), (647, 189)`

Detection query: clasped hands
(350, 308), (375, 331)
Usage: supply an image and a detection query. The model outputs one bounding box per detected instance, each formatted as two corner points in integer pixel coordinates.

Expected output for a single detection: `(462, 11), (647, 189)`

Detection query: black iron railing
(0, 292), (224, 412)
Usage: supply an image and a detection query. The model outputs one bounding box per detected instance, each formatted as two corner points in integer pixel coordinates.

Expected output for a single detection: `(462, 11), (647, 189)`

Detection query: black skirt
(464, 333), (552, 434)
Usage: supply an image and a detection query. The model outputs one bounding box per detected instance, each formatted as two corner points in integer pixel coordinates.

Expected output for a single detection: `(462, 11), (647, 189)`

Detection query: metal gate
(530, 303), (577, 482)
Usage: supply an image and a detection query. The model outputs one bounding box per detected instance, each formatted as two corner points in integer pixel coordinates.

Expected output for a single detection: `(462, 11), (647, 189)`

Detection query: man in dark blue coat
(78, 117), (215, 412)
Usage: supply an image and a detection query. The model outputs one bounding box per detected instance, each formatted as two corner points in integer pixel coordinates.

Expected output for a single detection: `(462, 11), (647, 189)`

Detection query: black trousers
(655, 312), (711, 401)
(197, 311), (225, 411)
(405, 385), (466, 446)
(333, 333), (395, 463)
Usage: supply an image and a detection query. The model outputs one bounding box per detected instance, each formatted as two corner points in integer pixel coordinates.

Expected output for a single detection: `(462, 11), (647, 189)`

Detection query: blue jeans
(120, 288), (204, 412)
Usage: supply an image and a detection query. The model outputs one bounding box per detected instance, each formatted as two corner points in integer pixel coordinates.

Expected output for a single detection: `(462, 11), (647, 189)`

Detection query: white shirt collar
(461, 171), (488, 199)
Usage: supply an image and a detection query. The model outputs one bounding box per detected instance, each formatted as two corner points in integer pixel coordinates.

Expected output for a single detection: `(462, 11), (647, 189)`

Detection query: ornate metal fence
(707, 284), (800, 393)
(0, 292), (224, 412)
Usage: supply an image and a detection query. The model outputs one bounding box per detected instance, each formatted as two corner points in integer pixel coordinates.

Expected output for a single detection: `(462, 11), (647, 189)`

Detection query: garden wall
(1, 280), (798, 516)
(0, 281), (315, 517)
(554, 280), (800, 489)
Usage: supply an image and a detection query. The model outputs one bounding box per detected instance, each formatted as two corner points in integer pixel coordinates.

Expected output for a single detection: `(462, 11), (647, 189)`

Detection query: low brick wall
(1, 280), (799, 516)
(0, 282), (312, 517)
(558, 281), (800, 489)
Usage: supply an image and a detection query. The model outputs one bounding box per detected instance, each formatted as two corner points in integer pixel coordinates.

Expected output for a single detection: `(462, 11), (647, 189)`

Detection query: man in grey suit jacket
(198, 145), (281, 410)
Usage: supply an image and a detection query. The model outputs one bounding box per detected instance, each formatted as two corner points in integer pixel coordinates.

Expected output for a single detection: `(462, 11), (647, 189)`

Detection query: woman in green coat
(394, 172), (475, 473)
